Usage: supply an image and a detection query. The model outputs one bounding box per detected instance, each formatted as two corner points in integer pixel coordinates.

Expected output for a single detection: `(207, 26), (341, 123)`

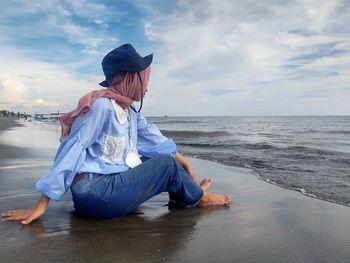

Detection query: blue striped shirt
(36, 98), (177, 201)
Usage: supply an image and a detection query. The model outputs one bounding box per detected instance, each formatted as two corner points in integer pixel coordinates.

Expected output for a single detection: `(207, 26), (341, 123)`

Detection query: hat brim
(99, 53), (153, 87)
(99, 79), (109, 87)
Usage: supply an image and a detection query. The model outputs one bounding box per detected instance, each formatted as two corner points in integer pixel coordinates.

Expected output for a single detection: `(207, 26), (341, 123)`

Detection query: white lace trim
(110, 100), (128, 124)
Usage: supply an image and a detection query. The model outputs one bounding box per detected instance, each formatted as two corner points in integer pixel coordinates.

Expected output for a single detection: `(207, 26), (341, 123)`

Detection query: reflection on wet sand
(2, 194), (228, 262)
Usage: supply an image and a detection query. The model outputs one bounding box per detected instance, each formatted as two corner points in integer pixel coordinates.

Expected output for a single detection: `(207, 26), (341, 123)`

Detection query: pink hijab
(59, 66), (151, 142)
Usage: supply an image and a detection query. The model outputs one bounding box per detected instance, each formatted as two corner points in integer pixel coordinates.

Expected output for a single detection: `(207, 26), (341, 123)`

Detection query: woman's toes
(200, 178), (213, 192)
(198, 192), (230, 207)
(225, 196), (231, 205)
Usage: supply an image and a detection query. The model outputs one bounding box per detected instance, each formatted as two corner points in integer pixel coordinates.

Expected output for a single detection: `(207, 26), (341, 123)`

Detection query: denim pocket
(89, 176), (110, 205)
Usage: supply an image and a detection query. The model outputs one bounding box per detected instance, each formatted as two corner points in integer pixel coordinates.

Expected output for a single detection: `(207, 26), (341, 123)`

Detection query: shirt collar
(110, 99), (129, 124)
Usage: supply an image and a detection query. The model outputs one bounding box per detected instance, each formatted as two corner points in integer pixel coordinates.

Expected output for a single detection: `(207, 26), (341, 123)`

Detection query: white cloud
(0, 45), (98, 114)
(0, 78), (61, 114)
(34, 98), (57, 108)
(53, 19), (102, 48)
(144, 22), (158, 41)
(109, 37), (119, 43)
(140, 0), (350, 116)
(0, 78), (30, 106)
(58, 8), (72, 17)
(80, 48), (100, 55)
(0, 0), (111, 51)
(0, 0), (349, 116)
(94, 19), (103, 25)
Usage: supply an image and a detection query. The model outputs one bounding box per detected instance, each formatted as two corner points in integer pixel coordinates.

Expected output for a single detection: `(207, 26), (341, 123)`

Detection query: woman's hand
(176, 152), (198, 183)
(2, 194), (50, 225)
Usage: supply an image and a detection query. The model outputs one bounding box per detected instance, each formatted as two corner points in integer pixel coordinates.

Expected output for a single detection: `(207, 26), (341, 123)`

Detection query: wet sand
(1, 119), (350, 263)
(0, 117), (25, 160)
(0, 117), (22, 130)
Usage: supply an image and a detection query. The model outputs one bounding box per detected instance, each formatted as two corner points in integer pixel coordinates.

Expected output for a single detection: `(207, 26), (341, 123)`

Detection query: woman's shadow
(20, 195), (228, 262)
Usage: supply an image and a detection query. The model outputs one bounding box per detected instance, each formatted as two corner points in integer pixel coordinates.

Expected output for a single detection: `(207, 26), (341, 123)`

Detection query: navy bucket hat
(99, 44), (153, 87)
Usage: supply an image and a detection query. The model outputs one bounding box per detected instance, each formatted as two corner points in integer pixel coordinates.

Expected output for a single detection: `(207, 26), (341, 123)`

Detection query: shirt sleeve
(136, 113), (177, 158)
(36, 99), (111, 201)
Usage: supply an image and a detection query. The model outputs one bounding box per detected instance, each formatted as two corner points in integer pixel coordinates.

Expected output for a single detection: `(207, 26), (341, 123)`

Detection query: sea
(150, 116), (350, 207)
(3, 116), (349, 207)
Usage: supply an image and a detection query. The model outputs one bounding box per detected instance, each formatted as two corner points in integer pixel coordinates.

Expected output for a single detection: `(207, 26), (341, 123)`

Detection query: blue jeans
(70, 155), (203, 218)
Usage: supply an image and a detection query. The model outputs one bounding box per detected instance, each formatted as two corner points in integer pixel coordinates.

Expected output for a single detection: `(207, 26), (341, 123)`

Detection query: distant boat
(34, 113), (61, 122)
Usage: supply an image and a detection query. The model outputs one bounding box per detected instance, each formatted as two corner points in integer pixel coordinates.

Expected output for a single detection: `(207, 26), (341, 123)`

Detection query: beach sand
(0, 117), (22, 130)
(0, 117), (25, 160)
(1, 119), (350, 263)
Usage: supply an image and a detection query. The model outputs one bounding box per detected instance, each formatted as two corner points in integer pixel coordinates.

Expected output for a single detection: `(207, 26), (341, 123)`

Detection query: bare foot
(198, 192), (231, 207)
(200, 178), (212, 192)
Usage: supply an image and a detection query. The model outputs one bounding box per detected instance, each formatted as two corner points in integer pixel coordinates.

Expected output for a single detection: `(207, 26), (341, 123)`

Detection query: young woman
(2, 44), (230, 224)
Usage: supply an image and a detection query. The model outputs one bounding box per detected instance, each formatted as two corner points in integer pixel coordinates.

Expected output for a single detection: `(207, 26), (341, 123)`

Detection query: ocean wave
(178, 141), (276, 151)
(325, 130), (350, 135)
(298, 129), (350, 135)
(177, 142), (234, 149)
(151, 120), (201, 124)
(240, 142), (275, 150)
(178, 141), (347, 158)
(187, 153), (350, 206)
(284, 145), (338, 156)
(161, 130), (231, 138)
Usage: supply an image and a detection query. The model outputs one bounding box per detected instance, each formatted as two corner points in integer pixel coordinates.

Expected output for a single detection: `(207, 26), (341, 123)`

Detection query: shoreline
(0, 117), (349, 208)
(0, 117), (23, 132)
(0, 118), (350, 262)
(190, 155), (350, 208)
(0, 118), (27, 161)
(1, 157), (350, 262)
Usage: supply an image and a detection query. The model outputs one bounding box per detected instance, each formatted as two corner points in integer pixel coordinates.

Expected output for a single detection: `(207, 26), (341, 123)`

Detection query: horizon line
(147, 115), (350, 118)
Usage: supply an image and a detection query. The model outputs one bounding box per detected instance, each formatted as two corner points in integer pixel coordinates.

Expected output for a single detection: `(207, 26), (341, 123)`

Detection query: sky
(0, 0), (349, 116)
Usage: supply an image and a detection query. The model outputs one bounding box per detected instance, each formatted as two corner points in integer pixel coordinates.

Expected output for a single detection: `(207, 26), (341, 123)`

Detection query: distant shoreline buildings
(0, 109), (31, 118)
(1, 109), (63, 122)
